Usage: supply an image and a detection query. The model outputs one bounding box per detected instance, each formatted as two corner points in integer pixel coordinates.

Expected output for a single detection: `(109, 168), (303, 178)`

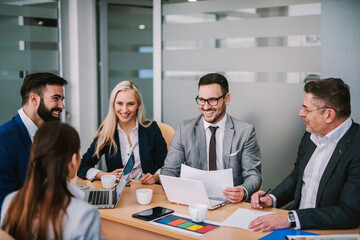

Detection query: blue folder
(258, 228), (318, 240)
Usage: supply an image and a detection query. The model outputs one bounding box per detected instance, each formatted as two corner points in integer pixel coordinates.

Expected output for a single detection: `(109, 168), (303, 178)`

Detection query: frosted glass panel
(105, 4), (153, 119)
(0, 1), (59, 125)
(161, 0), (322, 190)
(162, 0), (321, 83)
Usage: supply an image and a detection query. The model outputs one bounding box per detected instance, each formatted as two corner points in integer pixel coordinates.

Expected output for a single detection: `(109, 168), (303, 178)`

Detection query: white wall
(60, 0), (98, 154)
(321, 0), (360, 123)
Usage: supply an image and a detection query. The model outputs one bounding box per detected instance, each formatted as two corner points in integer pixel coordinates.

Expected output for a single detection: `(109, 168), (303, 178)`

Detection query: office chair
(157, 122), (176, 149)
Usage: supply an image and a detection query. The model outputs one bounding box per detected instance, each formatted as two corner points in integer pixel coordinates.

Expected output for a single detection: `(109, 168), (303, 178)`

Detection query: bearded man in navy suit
(249, 78), (360, 231)
(0, 72), (67, 212)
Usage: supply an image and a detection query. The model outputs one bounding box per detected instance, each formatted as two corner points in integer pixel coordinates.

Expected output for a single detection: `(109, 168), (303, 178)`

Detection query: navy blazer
(77, 121), (167, 179)
(272, 121), (360, 229)
(0, 114), (32, 212)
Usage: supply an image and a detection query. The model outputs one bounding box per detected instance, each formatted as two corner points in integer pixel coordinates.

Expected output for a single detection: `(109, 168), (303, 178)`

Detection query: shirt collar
(202, 114), (227, 130)
(18, 108), (38, 142)
(117, 120), (139, 133)
(311, 117), (352, 145)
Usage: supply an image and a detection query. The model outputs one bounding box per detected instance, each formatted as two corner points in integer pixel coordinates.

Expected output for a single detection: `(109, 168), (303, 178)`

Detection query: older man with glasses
(249, 78), (360, 231)
(160, 73), (262, 203)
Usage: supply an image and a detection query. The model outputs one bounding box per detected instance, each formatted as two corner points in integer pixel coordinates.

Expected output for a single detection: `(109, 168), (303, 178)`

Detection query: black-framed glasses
(301, 106), (330, 114)
(195, 94), (226, 106)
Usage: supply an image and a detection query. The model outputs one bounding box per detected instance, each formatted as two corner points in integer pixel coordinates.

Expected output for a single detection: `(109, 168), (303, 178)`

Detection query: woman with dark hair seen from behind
(77, 81), (167, 184)
(1, 122), (101, 240)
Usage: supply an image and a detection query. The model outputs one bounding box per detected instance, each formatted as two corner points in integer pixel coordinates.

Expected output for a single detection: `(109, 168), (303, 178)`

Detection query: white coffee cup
(136, 188), (153, 205)
(189, 203), (208, 222)
(101, 175), (116, 189)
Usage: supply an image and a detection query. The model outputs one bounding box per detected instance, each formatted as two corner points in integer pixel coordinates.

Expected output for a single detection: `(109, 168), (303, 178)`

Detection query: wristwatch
(242, 189), (247, 201)
(288, 211), (296, 228)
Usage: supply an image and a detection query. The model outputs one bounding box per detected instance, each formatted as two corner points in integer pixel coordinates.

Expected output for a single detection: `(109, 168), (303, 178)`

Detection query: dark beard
(37, 98), (62, 122)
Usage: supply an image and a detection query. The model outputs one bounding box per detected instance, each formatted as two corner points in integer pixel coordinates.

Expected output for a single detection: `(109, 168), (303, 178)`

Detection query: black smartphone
(132, 206), (174, 221)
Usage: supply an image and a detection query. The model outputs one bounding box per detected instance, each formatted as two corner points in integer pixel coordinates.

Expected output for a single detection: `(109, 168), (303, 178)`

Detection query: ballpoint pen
(262, 188), (272, 197)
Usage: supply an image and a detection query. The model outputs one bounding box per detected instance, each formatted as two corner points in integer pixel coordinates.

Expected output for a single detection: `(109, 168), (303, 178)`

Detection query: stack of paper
(180, 164), (233, 200)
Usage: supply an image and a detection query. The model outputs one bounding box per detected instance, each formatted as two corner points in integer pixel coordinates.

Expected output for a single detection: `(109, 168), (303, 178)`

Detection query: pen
(261, 188), (272, 197)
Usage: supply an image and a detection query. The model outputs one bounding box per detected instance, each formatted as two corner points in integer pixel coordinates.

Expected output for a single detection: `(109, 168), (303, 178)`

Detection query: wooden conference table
(72, 177), (360, 240)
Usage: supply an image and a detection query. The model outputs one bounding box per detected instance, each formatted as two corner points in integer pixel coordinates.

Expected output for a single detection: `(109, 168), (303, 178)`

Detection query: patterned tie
(209, 126), (218, 171)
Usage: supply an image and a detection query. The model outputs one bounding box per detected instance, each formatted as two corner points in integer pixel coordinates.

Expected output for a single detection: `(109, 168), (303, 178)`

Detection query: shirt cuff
(240, 186), (249, 201)
(291, 210), (301, 229)
(269, 194), (277, 208)
(86, 168), (101, 180)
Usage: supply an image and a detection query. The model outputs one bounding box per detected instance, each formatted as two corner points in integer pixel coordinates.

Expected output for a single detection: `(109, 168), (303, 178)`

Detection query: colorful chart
(153, 213), (220, 235)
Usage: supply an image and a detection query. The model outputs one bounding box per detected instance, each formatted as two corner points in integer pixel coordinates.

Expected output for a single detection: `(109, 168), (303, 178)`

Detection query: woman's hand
(95, 168), (123, 180)
(140, 173), (159, 185)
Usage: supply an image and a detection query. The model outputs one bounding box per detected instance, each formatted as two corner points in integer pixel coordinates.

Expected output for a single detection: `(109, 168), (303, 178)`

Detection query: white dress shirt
(271, 117), (352, 229)
(202, 114), (227, 170)
(299, 117), (352, 209)
(86, 121), (145, 180)
(117, 122), (143, 180)
(18, 108), (38, 142)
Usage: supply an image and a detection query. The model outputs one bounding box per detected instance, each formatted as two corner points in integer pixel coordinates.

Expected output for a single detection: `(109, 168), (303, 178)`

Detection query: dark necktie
(209, 126), (218, 171)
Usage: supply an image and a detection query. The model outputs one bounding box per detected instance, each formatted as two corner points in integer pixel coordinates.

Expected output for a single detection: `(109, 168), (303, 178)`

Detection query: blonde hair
(93, 81), (152, 158)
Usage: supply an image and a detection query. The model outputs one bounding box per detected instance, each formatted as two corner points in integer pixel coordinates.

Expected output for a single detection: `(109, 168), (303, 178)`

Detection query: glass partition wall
(98, 0), (153, 122)
(0, 1), (60, 124)
(160, 0), (321, 190)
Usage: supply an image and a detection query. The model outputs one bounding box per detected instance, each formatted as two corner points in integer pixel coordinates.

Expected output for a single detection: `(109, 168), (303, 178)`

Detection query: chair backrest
(0, 229), (15, 240)
(157, 122), (176, 149)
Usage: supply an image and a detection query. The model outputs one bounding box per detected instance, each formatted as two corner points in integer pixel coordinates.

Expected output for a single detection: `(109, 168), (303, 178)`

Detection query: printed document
(222, 208), (274, 230)
(180, 164), (233, 200)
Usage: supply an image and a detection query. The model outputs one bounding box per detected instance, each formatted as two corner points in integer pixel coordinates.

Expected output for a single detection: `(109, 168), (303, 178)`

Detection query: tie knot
(209, 126), (218, 134)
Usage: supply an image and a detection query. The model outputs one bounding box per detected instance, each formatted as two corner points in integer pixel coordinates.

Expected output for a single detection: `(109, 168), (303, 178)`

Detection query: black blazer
(77, 121), (167, 179)
(272, 121), (360, 230)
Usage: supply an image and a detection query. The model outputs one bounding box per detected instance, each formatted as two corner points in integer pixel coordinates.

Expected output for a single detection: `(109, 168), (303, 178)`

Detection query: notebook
(159, 175), (228, 210)
(83, 154), (134, 208)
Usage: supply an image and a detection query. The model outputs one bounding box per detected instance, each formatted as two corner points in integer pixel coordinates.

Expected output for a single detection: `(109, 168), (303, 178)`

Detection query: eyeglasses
(195, 94), (226, 106)
(301, 106), (329, 114)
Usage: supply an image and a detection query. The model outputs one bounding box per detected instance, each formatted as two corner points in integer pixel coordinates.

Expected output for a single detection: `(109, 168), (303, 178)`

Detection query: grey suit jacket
(160, 114), (262, 199)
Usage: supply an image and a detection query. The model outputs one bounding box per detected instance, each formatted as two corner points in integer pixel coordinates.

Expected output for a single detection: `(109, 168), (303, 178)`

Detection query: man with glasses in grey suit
(161, 73), (262, 203)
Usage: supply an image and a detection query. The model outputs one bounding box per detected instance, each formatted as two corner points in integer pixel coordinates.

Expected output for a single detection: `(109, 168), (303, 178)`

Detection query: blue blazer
(272, 121), (360, 229)
(77, 121), (167, 179)
(0, 114), (32, 212)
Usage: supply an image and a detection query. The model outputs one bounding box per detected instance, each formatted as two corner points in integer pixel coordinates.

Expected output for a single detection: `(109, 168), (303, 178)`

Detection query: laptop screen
(115, 154), (134, 201)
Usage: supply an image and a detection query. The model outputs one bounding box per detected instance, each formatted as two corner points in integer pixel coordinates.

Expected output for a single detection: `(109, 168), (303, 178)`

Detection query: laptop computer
(83, 154), (134, 208)
(159, 175), (228, 210)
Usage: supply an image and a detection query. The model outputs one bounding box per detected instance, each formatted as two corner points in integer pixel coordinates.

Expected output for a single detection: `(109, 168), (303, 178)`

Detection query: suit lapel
(14, 114), (32, 155)
(294, 139), (316, 208)
(113, 130), (124, 168)
(223, 115), (234, 169)
(316, 123), (357, 205)
(195, 118), (207, 170)
(138, 125), (147, 171)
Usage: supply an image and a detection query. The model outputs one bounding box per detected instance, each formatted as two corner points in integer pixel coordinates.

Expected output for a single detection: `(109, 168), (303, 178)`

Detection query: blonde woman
(77, 81), (167, 184)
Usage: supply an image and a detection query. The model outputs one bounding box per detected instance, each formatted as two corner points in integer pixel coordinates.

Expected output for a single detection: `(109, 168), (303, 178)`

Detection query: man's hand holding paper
(180, 164), (233, 201)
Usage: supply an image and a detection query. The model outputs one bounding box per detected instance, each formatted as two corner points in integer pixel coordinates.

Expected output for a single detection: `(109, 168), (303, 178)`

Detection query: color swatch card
(150, 213), (221, 236)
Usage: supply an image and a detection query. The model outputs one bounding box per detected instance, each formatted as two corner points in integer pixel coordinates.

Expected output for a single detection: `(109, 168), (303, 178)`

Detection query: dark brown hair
(1, 122), (80, 240)
(198, 73), (229, 95)
(20, 72), (68, 105)
(304, 78), (351, 119)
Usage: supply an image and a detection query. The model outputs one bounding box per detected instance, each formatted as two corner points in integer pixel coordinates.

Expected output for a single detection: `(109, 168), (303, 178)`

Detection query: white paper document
(180, 164), (233, 200)
(222, 208), (274, 230)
